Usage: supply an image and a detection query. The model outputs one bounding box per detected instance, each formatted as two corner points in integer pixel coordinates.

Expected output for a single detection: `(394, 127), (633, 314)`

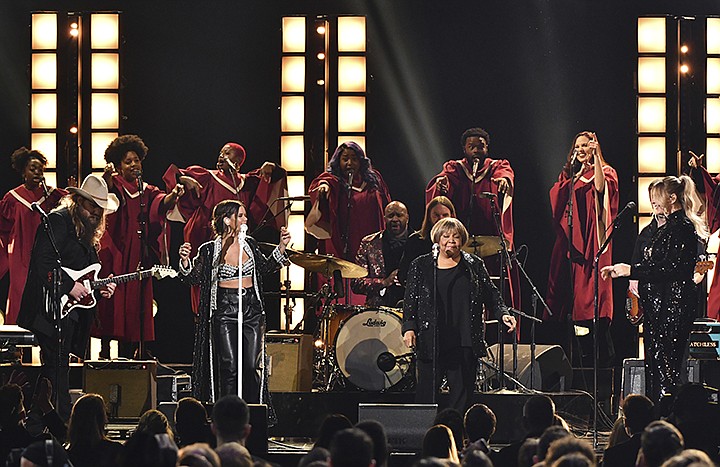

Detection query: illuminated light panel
(638, 57), (666, 93)
(709, 18), (720, 55)
(31, 133), (57, 167)
(32, 54), (57, 89)
(637, 137), (666, 173)
(708, 98), (720, 134)
(637, 97), (666, 133)
(337, 16), (366, 52)
(287, 213), (305, 251)
(638, 216), (653, 232)
(91, 14), (119, 49)
(637, 17), (666, 54)
(338, 136), (366, 152)
(91, 93), (119, 129)
(338, 56), (366, 93)
(281, 96), (304, 132)
(92, 53), (119, 89)
(707, 138), (720, 174)
(638, 176), (658, 213)
(279, 297), (305, 330)
(282, 17), (306, 53)
(708, 58), (720, 94)
(32, 13), (57, 49)
(287, 175), (306, 199)
(42, 172), (57, 189)
(280, 265), (305, 291)
(282, 56), (305, 93)
(31, 94), (57, 129)
(337, 96), (366, 132)
(92, 132), (118, 168)
(281, 135), (305, 171)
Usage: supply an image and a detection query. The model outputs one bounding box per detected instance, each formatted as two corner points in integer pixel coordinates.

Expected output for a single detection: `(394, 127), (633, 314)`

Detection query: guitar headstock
(151, 265), (178, 280)
(695, 260), (715, 275)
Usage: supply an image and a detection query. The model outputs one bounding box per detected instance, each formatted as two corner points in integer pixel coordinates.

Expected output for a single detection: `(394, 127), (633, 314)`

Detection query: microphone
(238, 223), (248, 240)
(472, 157), (479, 176)
(223, 155), (238, 172)
(31, 202), (48, 219)
(40, 177), (50, 197)
(477, 192), (497, 199)
(276, 195), (311, 201)
(432, 243), (439, 261)
(347, 170), (353, 186)
(613, 201), (637, 228)
(332, 269), (345, 298)
(570, 149), (578, 164)
(377, 351), (397, 373)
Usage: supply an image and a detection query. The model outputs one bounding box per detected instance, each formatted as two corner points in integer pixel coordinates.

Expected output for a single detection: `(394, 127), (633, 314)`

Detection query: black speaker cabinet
(83, 360), (157, 419)
(486, 344), (573, 391)
(621, 358), (701, 399)
(266, 333), (313, 392)
(358, 403), (437, 453)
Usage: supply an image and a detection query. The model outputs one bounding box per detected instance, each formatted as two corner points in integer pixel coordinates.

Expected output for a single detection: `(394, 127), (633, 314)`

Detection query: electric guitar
(59, 264), (177, 319)
(625, 259), (714, 326)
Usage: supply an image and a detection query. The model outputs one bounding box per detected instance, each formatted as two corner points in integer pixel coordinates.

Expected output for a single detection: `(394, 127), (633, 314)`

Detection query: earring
(224, 219), (230, 226)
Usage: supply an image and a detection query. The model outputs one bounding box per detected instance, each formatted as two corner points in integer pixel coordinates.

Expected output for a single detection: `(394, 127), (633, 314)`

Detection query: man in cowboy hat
(18, 174), (120, 420)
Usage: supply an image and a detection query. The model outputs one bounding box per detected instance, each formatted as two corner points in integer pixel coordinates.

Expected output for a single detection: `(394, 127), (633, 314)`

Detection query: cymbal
(264, 290), (317, 298)
(290, 253), (368, 278)
(462, 235), (509, 258)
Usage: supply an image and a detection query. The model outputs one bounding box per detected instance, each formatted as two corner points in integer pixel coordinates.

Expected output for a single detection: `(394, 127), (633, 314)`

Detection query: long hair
(327, 142), (379, 190)
(421, 424), (459, 463)
(67, 393), (109, 448)
(210, 199), (246, 237)
(651, 175), (709, 240)
(55, 194), (106, 248)
(420, 196), (456, 240)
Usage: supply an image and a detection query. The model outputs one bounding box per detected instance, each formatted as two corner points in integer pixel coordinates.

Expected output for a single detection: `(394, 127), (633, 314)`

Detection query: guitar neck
(91, 270), (153, 290)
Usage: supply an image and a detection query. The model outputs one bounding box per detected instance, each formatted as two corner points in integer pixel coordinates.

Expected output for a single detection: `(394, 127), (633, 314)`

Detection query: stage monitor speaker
(247, 404), (268, 458)
(84, 360), (157, 419)
(621, 358), (700, 399)
(486, 344), (572, 391)
(358, 403), (437, 453)
(267, 333), (313, 392)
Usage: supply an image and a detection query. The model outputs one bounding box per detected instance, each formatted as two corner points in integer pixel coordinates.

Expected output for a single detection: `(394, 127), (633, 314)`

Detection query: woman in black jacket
(402, 217), (516, 411)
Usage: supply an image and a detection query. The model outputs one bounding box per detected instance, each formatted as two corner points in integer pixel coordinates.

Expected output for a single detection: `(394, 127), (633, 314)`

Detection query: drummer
(351, 201), (409, 308)
(425, 127), (520, 308)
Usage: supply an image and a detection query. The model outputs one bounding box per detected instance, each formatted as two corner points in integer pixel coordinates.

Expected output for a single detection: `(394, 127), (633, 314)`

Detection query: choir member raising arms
(95, 135), (185, 357)
(0, 147), (67, 324)
(601, 175), (708, 402)
(305, 142), (391, 305)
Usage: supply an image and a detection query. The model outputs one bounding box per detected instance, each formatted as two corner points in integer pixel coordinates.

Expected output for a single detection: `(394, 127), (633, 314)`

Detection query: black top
(398, 231), (432, 285)
(436, 263), (472, 348)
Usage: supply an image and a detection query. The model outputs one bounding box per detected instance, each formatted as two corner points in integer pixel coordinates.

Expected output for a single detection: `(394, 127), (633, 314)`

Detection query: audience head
(315, 413), (353, 449)
(669, 383), (715, 423)
(550, 452), (596, 467)
(544, 436), (595, 466)
(537, 425), (572, 462)
(461, 448), (493, 467)
(214, 442), (252, 467)
(660, 448), (714, 467)
(0, 383), (24, 428)
(517, 437), (539, 467)
(67, 393), (109, 447)
(21, 439), (71, 467)
(464, 403), (496, 444)
(176, 442), (220, 467)
(422, 424), (459, 463)
(211, 395), (250, 445)
(299, 447), (330, 467)
(523, 395), (556, 435)
(136, 408), (174, 438)
(120, 431), (178, 467)
(622, 394), (655, 436)
(420, 196), (456, 240)
(355, 420), (388, 467)
(434, 408), (465, 453)
(329, 428), (374, 467)
(175, 397), (211, 447)
(641, 420), (685, 467)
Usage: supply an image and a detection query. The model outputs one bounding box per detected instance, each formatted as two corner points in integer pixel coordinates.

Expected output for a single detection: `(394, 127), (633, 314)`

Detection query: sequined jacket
(631, 210), (699, 317)
(402, 251), (509, 360)
(351, 230), (400, 307)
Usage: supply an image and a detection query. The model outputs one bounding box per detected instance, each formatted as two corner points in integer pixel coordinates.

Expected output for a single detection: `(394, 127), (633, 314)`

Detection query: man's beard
(78, 212), (101, 245)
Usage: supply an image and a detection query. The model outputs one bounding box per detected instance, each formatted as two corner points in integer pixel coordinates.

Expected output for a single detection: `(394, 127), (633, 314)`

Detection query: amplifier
(266, 332), (313, 392)
(688, 321), (720, 359)
(84, 360), (157, 419)
(158, 374), (192, 402)
(621, 358), (700, 399)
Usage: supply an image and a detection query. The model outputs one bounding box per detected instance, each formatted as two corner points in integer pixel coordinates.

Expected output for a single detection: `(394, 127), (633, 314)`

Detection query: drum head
(334, 309), (406, 391)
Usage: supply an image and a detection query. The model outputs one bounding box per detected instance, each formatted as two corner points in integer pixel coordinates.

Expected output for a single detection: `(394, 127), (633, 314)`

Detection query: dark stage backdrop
(0, 0), (717, 364)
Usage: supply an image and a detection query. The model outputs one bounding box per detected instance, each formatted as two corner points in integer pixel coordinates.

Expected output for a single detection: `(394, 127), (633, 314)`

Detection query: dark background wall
(0, 0), (717, 364)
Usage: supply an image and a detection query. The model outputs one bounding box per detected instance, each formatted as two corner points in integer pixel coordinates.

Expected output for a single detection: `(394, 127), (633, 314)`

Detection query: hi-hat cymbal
(462, 235), (509, 258)
(291, 253), (368, 278)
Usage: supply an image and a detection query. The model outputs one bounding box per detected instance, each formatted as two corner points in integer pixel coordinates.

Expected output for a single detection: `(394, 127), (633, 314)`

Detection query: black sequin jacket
(402, 251), (509, 360)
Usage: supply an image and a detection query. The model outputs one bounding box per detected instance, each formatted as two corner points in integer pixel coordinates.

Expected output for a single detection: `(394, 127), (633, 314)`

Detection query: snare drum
(334, 308), (408, 391)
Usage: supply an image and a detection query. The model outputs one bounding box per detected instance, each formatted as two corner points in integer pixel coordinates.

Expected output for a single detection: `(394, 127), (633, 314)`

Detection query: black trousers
(36, 317), (79, 421)
(416, 346), (476, 413)
(212, 287), (264, 403)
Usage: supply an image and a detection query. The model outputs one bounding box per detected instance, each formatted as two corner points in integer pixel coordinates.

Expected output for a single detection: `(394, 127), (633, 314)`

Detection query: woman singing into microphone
(179, 199), (291, 403)
(402, 217), (516, 412)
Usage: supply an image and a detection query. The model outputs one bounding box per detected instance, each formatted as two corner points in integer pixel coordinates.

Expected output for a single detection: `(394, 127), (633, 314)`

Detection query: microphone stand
(237, 226), (247, 399)
(565, 168), (576, 371)
(249, 198), (294, 237)
(467, 158), (479, 234)
(341, 173), (353, 305)
(136, 173), (148, 360)
(432, 248), (438, 404)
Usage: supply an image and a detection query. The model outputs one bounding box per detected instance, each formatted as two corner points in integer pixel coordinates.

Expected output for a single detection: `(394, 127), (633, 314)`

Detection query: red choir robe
(94, 174), (169, 342)
(546, 164), (619, 321)
(697, 166), (720, 319)
(306, 170), (391, 305)
(163, 164), (288, 313)
(426, 157), (521, 309)
(0, 185), (67, 324)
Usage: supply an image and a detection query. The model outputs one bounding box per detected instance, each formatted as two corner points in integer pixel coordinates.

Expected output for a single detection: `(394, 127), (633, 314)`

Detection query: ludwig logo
(363, 318), (386, 327)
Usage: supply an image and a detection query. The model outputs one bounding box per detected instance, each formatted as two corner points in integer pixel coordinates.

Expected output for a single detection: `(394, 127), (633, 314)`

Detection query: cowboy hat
(68, 174), (119, 214)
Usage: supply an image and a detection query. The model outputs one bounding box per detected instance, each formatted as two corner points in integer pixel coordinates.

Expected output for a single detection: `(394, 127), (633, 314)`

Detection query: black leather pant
(213, 287), (264, 402)
(36, 317), (79, 421)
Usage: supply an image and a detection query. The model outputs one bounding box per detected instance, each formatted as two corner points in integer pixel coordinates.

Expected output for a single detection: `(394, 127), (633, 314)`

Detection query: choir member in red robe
(305, 141), (391, 305)
(96, 135), (185, 355)
(0, 147), (67, 324)
(426, 128), (520, 309)
(547, 131), (619, 324)
(163, 142), (288, 313)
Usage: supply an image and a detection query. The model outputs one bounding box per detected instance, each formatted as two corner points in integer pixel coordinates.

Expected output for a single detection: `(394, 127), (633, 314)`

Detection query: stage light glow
(638, 57), (665, 93)
(637, 97), (666, 133)
(32, 54), (57, 89)
(317, 25), (326, 35)
(91, 14), (119, 49)
(282, 56), (305, 93)
(317, 79), (325, 86)
(680, 64), (689, 74)
(708, 98), (720, 134)
(281, 135), (305, 171)
(282, 17), (306, 53)
(338, 56), (366, 93)
(92, 132), (118, 169)
(337, 16), (366, 52)
(638, 17), (666, 53)
(69, 28), (79, 38)
(31, 133), (57, 167)
(708, 18), (720, 54)
(317, 52), (326, 60)
(708, 138), (720, 174)
(31, 94), (57, 129)
(32, 13), (57, 50)
(680, 45), (689, 54)
(314, 339), (325, 349)
(637, 137), (666, 173)
(69, 126), (78, 134)
(281, 96), (305, 132)
(92, 53), (119, 89)
(337, 96), (365, 132)
(91, 93), (119, 129)
(708, 58), (720, 94)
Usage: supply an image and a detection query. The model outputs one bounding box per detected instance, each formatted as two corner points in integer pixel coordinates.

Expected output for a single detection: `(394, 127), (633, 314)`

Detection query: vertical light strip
(707, 18), (720, 291)
(281, 16), (307, 330)
(336, 16), (367, 152)
(31, 13), (58, 179)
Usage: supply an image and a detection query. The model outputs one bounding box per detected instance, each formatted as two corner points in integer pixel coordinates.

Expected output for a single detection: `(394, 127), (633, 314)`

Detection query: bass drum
(334, 309), (408, 391)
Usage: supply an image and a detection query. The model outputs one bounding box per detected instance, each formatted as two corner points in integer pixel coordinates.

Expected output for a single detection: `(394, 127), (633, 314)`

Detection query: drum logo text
(363, 318), (386, 327)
